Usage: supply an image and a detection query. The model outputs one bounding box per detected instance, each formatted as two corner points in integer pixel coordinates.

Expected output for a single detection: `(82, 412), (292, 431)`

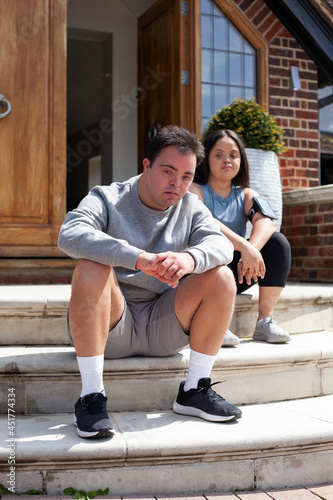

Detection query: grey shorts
(67, 287), (189, 359)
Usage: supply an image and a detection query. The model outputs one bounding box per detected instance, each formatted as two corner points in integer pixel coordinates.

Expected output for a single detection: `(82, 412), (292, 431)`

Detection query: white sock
(184, 349), (216, 392)
(77, 354), (105, 398)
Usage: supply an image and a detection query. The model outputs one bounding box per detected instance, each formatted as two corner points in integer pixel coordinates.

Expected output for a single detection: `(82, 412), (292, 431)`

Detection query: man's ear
(142, 158), (150, 173)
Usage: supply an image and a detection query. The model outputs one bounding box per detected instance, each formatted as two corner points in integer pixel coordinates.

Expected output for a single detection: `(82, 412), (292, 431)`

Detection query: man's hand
(136, 251), (195, 288)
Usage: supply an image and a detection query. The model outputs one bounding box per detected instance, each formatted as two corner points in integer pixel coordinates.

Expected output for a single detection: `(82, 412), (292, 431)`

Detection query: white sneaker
(253, 317), (291, 343)
(222, 329), (240, 347)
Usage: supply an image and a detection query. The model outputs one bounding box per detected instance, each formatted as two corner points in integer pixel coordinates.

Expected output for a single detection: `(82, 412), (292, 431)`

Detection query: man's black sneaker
(74, 392), (115, 439)
(173, 377), (242, 422)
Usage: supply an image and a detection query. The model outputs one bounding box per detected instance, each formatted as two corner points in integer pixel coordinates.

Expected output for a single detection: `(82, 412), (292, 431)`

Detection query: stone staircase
(0, 282), (332, 496)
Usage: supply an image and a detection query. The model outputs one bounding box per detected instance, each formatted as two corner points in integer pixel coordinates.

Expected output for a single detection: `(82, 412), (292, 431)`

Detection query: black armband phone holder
(247, 196), (277, 223)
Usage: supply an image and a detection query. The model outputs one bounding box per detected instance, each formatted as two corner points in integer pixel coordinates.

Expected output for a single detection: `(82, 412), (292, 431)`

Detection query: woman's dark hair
(147, 125), (205, 168)
(194, 129), (250, 187)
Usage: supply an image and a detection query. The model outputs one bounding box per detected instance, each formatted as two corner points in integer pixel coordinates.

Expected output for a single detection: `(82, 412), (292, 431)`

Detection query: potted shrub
(203, 98), (287, 233)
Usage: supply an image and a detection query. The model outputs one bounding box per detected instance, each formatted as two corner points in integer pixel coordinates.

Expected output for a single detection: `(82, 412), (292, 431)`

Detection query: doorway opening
(66, 28), (113, 211)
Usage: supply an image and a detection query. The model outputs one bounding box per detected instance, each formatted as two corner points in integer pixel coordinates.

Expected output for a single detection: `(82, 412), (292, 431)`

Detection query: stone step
(1, 332), (332, 414)
(1, 395), (332, 496)
(0, 283), (333, 345)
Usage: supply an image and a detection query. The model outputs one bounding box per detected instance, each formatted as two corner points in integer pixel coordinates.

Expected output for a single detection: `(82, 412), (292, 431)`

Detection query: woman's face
(208, 135), (241, 183)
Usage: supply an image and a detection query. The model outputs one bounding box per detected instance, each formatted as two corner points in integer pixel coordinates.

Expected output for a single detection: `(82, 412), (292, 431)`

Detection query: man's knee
(72, 259), (113, 290)
(212, 265), (237, 296)
(198, 265), (237, 298)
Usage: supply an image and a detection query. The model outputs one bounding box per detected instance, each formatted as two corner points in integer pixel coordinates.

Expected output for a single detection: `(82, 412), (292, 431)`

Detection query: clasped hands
(237, 243), (265, 285)
(136, 250), (195, 288)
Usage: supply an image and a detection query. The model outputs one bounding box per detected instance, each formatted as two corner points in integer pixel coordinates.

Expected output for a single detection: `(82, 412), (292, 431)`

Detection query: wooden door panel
(138, 0), (182, 166)
(0, 0), (66, 255)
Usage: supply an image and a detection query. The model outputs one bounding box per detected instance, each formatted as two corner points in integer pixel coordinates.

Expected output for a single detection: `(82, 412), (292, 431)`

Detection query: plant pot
(245, 148), (282, 238)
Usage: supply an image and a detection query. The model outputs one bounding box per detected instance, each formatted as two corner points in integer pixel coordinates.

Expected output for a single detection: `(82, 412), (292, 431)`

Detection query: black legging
(228, 232), (291, 294)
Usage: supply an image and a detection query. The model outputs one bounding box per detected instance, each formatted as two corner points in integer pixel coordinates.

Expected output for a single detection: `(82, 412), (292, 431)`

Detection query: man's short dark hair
(147, 125), (205, 168)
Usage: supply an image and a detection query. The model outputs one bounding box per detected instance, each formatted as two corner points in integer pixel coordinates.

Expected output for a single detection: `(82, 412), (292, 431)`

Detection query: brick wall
(0, 259), (74, 285)
(282, 186), (333, 283)
(235, 0), (320, 191)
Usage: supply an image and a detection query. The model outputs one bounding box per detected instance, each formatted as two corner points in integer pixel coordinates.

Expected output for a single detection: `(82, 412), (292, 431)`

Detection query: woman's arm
(189, 182), (204, 201)
(243, 188), (276, 251)
(189, 183), (266, 282)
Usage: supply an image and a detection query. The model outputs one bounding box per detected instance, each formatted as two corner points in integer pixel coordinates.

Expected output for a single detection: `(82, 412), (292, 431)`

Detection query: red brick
(323, 259), (333, 268)
(21, 274), (53, 284)
(295, 149), (318, 159)
(304, 214), (323, 224)
(290, 205), (308, 215)
(290, 226), (309, 236)
(253, 5), (270, 26)
(302, 258), (323, 268)
(309, 225), (318, 235)
(308, 204), (318, 214)
(319, 224), (333, 234)
(303, 236), (324, 246)
(295, 110), (318, 120)
(239, 0), (255, 11)
(294, 215), (304, 226)
(319, 202), (333, 212)
(244, 0), (266, 20)
(308, 247), (320, 257)
(318, 269), (333, 280)
(295, 130), (319, 139)
(319, 246), (333, 256)
(324, 213), (333, 223)
(324, 235), (333, 245)
(289, 178), (303, 187)
(265, 19), (284, 42)
(54, 275), (72, 284)
(3, 275), (21, 285)
(293, 247), (308, 257)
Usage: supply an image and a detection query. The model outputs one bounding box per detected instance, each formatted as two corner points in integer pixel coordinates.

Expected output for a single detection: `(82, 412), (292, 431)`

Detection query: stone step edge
(1, 332), (333, 376)
(0, 283), (333, 316)
(0, 396), (332, 492)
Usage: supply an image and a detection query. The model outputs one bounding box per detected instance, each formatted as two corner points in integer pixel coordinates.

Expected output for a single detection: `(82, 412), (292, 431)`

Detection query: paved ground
(4, 483), (333, 499)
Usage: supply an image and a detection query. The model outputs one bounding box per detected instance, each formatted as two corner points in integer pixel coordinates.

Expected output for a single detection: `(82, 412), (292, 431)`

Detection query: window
(319, 86), (333, 185)
(201, 0), (257, 132)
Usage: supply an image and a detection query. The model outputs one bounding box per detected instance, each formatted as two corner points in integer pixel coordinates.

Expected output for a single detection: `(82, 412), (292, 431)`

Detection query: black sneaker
(173, 377), (242, 422)
(74, 392), (115, 439)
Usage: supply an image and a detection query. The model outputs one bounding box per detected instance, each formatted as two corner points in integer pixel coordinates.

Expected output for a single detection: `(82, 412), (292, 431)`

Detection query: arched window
(201, 0), (257, 132)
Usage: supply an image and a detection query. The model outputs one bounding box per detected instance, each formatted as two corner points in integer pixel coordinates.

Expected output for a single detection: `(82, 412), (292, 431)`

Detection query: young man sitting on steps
(58, 125), (242, 439)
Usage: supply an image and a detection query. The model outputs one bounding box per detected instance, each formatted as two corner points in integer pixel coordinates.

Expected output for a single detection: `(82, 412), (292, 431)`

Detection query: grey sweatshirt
(58, 175), (233, 300)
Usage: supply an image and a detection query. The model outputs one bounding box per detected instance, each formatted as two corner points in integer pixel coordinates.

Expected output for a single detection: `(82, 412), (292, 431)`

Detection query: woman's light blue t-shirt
(200, 184), (247, 238)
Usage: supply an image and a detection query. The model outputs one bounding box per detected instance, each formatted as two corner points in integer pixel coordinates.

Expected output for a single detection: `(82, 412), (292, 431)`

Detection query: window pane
(202, 49), (212, 82)
(213, 16), (227, 50)
(244, 39), (255, 54)
(214, 51), (227, 84)
(212, 3), (222, 16)
(229, 24), (243, 52)
(214, 85), (228, 112)
(202, 118), (210, 134)
(200, 0), (258, 130)
(202, 83), (213, 118)
(230, 86), (243, 101)
(229, 52), (242, 86)
(244, 54), (255, 87)
(201, 0), (212, 14)
(201, 15), (212, 48)
(245, 88), (256, 100)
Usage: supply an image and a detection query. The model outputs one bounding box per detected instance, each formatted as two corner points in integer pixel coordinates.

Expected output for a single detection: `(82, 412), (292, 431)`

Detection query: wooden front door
(138, 0), (201, 167)
(0, 0), (66, 257)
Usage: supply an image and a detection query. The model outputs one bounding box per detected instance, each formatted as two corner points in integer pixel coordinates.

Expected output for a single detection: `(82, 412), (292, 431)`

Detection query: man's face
(140, 145), (196, 211)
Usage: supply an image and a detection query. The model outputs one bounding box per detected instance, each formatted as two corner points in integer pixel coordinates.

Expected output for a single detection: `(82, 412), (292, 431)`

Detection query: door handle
(148, 122), (160, 140)
(0, 94), (11, 119)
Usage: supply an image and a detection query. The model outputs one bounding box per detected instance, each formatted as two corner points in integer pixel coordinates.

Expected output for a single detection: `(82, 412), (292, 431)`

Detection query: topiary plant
(203, 98), (287, 155)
